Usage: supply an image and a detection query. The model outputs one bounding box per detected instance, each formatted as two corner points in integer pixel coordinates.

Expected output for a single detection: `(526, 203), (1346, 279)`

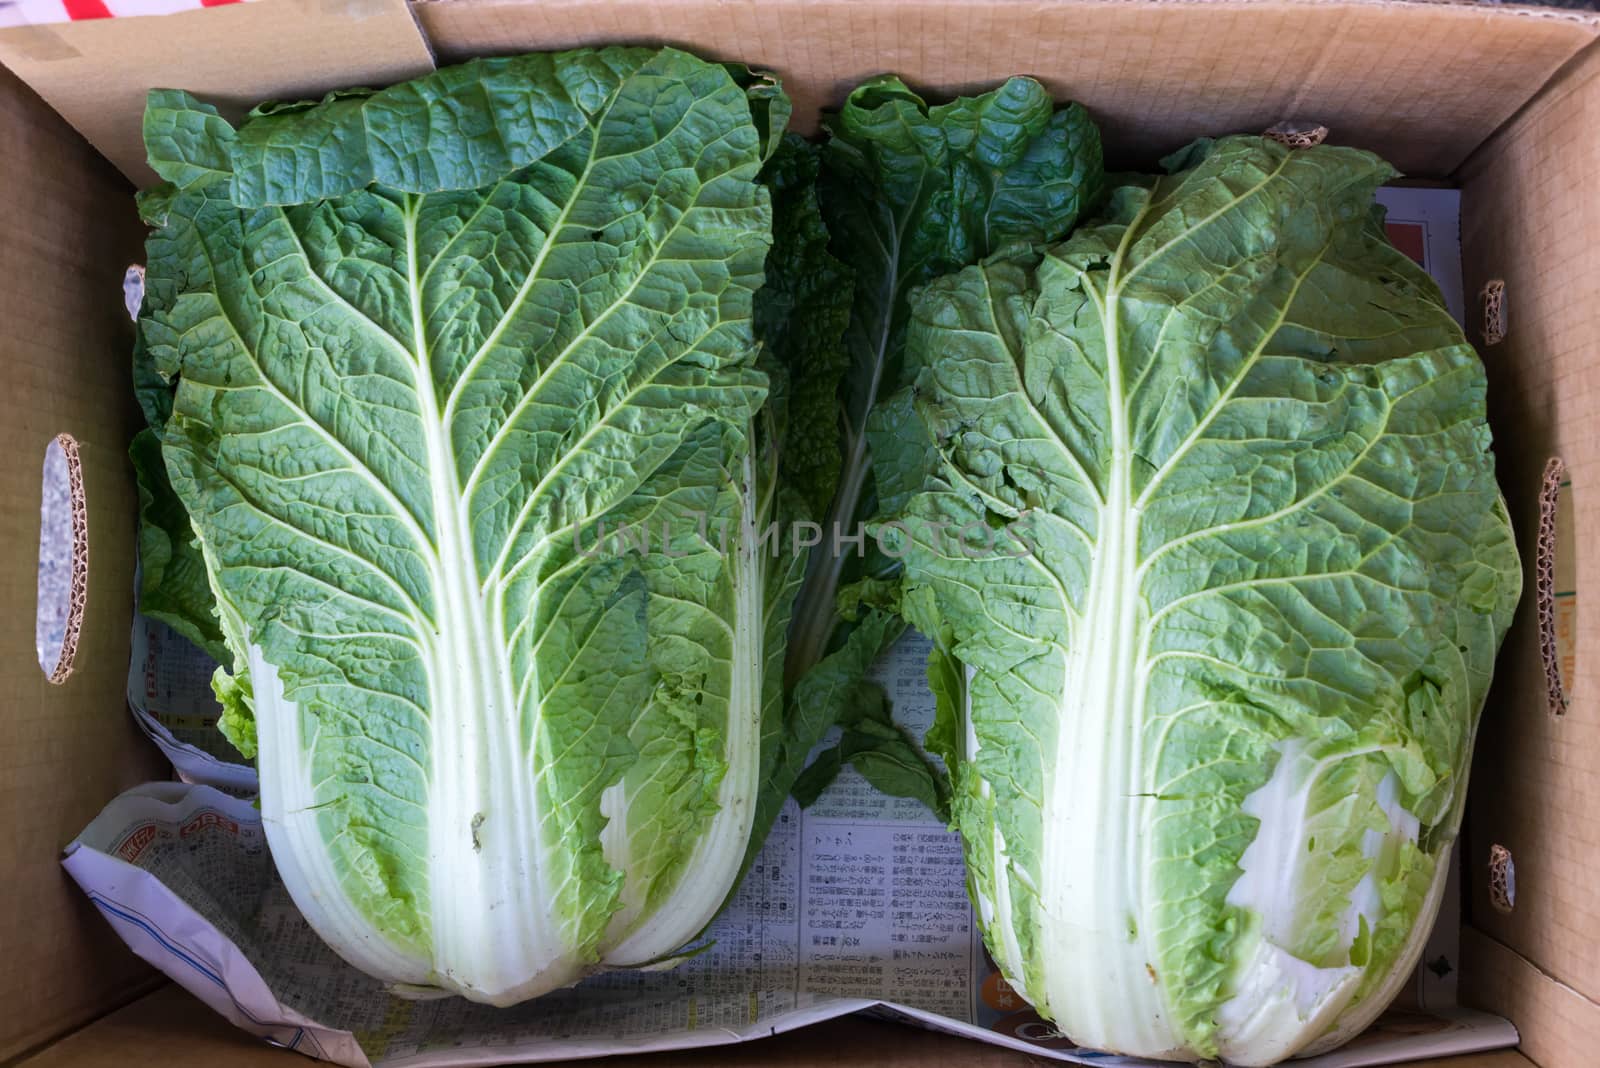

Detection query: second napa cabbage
(894, 136), (1520, 1064)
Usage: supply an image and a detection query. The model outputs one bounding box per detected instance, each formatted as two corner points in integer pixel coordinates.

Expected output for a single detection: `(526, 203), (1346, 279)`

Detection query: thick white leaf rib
(1031, 192), (1166, 1052)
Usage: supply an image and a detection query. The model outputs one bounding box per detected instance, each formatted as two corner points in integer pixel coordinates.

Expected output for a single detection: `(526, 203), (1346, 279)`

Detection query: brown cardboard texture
(0, 63), (170, 1063)
(0, 0), (436, 188)
(1463, 929), (1600, 1068)
(1455, 32), (1600, 1067)
(413, 0), (1598, 175)
(1, 0), (1599, 1065)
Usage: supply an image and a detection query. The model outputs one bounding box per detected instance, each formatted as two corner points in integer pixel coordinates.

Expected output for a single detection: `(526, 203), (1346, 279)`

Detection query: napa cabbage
(133, 48), (806, 1006)
(895, 136), (1521, 1064)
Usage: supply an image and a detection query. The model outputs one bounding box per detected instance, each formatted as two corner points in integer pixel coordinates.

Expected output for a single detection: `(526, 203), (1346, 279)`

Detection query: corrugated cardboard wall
(1463, 929), (1600, 1068)
(0, 66), (169, 1062)
(1458, 35), (1600, 1065)
(4, 0), (1587, 184)
(414, 0), (1598, 176)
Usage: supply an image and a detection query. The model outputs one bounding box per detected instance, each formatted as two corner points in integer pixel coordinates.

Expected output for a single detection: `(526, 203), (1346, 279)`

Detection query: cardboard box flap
(413, 0), (1599, 176)
(0, 0), (436, 187)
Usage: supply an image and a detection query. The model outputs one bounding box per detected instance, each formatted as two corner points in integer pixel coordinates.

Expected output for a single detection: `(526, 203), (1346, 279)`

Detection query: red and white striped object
(0, 0), (246, 28)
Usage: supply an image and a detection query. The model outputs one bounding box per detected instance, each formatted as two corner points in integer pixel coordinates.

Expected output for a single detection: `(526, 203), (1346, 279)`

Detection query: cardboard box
(0, 1), (1595, 1065)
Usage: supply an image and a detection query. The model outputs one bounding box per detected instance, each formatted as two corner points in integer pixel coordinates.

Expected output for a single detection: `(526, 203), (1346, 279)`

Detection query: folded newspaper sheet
(127, 615), (257, 794)
(71, 186), (1516, 1066)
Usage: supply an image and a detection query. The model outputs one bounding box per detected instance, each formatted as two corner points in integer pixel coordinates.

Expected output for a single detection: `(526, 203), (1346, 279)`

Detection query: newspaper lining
(76, 186), (1516, 1065)
(127, 615), (257, 794)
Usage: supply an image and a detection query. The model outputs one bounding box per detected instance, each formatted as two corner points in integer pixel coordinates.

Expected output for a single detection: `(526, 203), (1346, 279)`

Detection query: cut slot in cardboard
(0, 1), (1595, 1066)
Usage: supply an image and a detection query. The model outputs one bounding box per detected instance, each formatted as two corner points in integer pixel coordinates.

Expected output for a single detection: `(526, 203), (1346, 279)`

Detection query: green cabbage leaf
(782, 76), (1105, 815)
